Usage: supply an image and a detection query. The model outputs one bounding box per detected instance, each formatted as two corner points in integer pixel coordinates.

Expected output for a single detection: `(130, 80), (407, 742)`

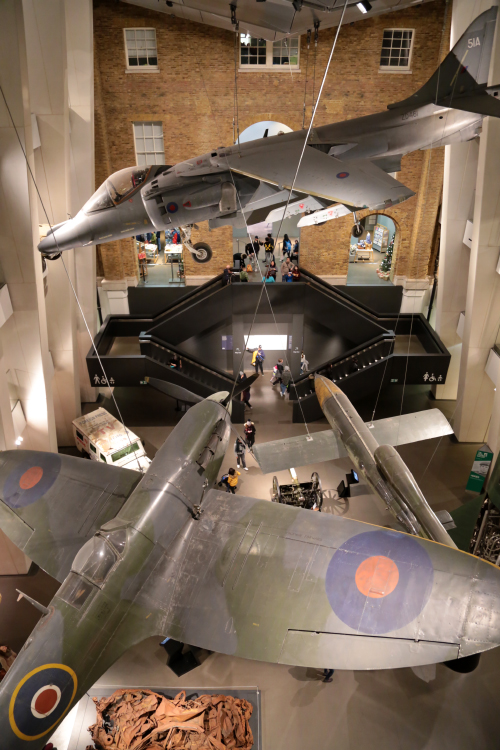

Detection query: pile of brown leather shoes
(87, 688), (253, 750)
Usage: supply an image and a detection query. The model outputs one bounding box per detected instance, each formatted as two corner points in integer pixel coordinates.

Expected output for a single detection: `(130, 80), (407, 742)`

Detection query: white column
(23, 0), (81, 445)
(0, 0), (57, 452)
(66, 0), (98, 404)
(432, 0), (489, 400)
(433, 141), (478, 399)
(453, 0), (500, 444)
(19, 0), (96, 445)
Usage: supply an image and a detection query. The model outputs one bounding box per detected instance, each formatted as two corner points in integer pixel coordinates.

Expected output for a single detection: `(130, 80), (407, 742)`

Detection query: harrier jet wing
(0, 451), (140, 582)
(223, 138), (415, 210)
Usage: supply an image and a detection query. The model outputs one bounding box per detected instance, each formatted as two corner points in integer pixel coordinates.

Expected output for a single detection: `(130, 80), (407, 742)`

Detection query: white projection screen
(244, 335), (288, 350)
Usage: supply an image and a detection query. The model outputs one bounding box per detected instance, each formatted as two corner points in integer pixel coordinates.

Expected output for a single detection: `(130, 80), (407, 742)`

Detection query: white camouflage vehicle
(72, 408), (151, 472)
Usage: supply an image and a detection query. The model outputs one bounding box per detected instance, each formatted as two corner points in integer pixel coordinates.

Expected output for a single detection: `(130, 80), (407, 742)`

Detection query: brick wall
(94, 28), (139, 281)
(93, 0), (448, 281)
(183, 223), (233, 276)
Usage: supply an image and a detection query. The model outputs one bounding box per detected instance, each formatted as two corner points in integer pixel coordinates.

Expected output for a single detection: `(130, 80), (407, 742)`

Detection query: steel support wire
(221, 0), (349, 432)
(272, 0), (348, 251)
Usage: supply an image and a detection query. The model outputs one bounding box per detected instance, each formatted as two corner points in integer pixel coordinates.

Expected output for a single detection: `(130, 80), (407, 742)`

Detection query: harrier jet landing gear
(180, 225), (213, 264)
(351, 212), (363, 238)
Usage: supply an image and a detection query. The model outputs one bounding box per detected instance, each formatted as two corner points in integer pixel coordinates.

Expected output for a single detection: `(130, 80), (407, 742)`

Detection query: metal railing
(291, 334), (395, 399)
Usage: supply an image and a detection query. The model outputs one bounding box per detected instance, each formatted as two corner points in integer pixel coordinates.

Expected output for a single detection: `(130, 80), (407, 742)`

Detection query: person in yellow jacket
(247, 345), (265, 375)
(221, 467), (240, 494)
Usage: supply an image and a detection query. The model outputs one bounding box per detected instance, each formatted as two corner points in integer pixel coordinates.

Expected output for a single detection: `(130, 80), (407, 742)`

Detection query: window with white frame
(133, 122), (165, 165)
(124, 28), (158, 69)
(240, 34), (300, 70)
(380, 29), (414, 72)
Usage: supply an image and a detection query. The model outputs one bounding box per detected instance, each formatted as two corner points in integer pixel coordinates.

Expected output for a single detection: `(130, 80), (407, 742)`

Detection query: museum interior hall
(2, 1), (500, 749)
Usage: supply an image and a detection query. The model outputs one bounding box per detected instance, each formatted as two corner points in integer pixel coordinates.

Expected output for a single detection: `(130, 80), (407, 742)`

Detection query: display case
(373, 224), (389, 251)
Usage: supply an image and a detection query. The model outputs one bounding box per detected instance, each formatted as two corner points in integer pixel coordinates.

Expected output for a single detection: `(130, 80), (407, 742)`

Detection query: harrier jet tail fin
(389, 6), (500, 117)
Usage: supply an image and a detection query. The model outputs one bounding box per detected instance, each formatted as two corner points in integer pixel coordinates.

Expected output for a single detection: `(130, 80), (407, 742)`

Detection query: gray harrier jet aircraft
(1, 376), (500, 749)
(38, 7), (500, 263)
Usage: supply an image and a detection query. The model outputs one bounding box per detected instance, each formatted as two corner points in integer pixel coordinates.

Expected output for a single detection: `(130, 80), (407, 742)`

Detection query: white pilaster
(433, 0), (495, 401)
(0, 0), (58, 452)
(453, 0), (500, 444)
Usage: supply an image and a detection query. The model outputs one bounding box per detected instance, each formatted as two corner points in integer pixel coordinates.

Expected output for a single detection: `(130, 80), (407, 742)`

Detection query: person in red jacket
(244, 419), (256, 449)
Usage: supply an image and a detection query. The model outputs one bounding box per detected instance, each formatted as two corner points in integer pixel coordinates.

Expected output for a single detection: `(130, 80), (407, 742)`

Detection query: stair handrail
(141, 335), (245, 393)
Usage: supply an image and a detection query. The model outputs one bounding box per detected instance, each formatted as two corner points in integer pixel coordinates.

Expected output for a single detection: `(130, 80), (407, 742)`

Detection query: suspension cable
(302, 29), (312, 129)
(224, 168), (313, 436)
(273, 0), (348, 254)
(233, 26), (241, 153)
(310, 21), (320, 122)
(222, 0), (350, 433)
(0, 83), (143, 472)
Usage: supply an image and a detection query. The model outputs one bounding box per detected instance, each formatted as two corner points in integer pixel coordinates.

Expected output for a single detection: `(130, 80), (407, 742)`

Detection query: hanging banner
(466, 445), (494, 493)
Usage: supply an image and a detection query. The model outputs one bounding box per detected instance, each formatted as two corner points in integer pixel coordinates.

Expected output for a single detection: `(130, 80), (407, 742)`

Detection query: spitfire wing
(224, 139), (414, 208)
(252, 409), (452, 474)
(136, 490), (462, 670)
(0, 450), (140, 581)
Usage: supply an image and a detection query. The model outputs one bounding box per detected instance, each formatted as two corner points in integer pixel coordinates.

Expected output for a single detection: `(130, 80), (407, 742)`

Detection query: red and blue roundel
(3, 452), (61, 509)
(167, 202), (178, 213)
(325, 530), (434, 635)
(9, 664), (78, 741)
(336, 171), (349, 179)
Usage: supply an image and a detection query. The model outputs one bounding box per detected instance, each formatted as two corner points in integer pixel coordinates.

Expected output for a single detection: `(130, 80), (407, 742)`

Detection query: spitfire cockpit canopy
(83, 166), (151, 213)
(71, 535), (118, 585)
(101, 527), (127, 555)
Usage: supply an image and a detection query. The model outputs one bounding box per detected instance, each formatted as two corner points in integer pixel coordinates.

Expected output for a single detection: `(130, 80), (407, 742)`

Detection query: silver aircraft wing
(223, 139), (414, 208)
(366, 409), (454, 446)
(133, 489), (477, 670)
(0, 451), (140, 581)
(253, 430), (347, 474)
(253, 409), (453, 474)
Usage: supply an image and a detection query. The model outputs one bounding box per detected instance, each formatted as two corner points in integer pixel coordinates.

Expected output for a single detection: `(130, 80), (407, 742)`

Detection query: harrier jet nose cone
(38, 214), (92, 254)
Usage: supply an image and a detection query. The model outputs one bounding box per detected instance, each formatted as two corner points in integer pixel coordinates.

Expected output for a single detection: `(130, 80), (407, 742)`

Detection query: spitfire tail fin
(388, 6), (500, 118)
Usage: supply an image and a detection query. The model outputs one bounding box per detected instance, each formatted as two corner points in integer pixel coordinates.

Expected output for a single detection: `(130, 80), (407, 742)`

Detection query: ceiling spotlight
(356, 1), (372, 12)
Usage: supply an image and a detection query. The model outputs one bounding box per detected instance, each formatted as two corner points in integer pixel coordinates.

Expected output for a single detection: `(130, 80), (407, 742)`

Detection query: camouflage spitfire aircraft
(1, 376), (500, 749)
(38, 8), (500, 262)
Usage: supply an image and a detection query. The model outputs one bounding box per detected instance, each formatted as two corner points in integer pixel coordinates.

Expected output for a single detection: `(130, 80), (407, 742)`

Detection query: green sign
(466, 445), (494, 492)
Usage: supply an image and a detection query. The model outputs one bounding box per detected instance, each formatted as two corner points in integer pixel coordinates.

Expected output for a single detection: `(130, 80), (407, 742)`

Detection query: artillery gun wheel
(272, 476), (281, 503)
(192, 242), (213, 263)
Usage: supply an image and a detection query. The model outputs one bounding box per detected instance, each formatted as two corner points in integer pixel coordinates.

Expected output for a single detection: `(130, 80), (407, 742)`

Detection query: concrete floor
(347, 252), (393, 286)
(2, 377), (500, 750)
